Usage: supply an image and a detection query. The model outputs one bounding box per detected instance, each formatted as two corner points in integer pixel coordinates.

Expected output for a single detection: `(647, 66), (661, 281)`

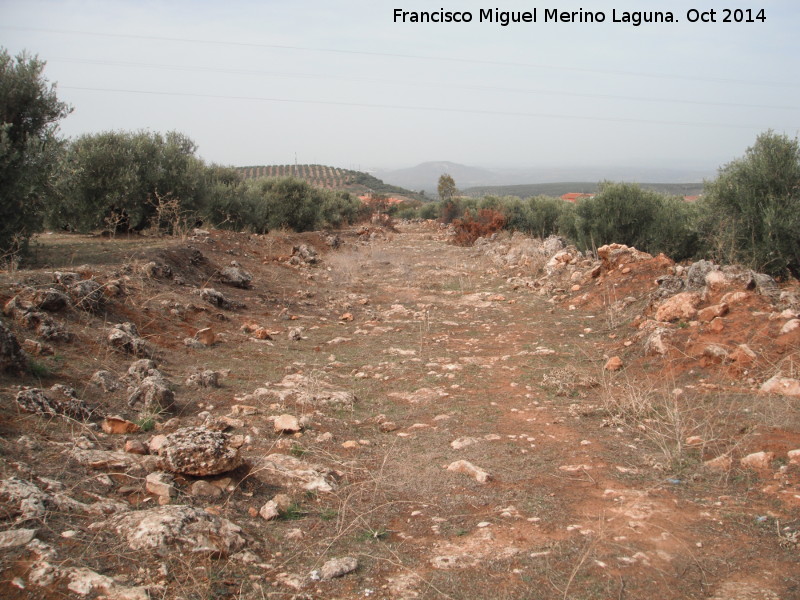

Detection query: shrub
(501, 195), (566, 239)
(569, 182), (699, 260)
(243, 177), (363, 233)
(699, 131), (800, 277)
(451, 209), (506, 246)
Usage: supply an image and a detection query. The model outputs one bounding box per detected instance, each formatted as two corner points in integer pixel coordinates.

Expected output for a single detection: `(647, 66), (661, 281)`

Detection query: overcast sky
(2, 0), (798, 173)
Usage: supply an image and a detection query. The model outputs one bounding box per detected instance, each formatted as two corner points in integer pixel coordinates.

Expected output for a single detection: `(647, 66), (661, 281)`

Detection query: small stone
(259, 494), (292, 521)
(252, 328), (272, 340)
(604, 356), (623, 371)
(146, 472), (176, 498)
(318, 556), (358, 580)
(195, 328), (216, 346)
(102, 416), (141, 435)
(788, 449), (800, 465)
(125, 440), (148, 455)
(191, 480), (223, 498)
(341, 440), (360, 449)
(760, 376), (800, 398)
(740, 451), (775, 470)
(446, 460), (491, 484)
(655, 292), (702, 322)
(0, 528), (36, 549)
(379, 421), (399, 433)
(274, 414), (302, 434)
(698, 303), (729, 322)
(148, 434), (168, 454)
(780, 319), (800, 335)
(729, 344), (757, 365)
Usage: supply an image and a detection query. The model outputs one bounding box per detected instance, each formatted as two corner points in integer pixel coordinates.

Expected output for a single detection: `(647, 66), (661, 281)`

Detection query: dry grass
(600, 371), (764, 473)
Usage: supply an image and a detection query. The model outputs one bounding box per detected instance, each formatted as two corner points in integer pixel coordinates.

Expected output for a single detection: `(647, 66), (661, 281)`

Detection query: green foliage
(699, 131), (800, 277)
(0, 48), (71, 254)
(502, 195), (566, 239)
(244, 177), (362, 232)
(569, 182), (698, 260)
(279, 502), (307, 521)
(54, 130), (207, 232)
(438, 173), (457, 202)
(419, 202), (439, 220)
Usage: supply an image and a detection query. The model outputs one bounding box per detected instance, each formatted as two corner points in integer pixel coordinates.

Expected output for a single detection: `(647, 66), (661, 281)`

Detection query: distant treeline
(392, 131), (800, 278)
(461, 181), (705, 199)
(3, 48), (799, 278)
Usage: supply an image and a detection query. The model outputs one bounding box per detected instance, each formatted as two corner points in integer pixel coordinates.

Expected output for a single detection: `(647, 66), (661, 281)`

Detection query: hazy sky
(2, 0), (798, 172)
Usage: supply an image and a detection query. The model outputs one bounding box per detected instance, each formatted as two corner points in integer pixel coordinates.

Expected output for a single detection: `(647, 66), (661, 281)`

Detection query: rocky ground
(1, 221), (799, 599)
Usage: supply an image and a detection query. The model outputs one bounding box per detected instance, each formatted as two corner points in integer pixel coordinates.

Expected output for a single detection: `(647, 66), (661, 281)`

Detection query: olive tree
(0, 48), (71, 254)
(55, 130), (206, 233)
(700, 131), (800, 277)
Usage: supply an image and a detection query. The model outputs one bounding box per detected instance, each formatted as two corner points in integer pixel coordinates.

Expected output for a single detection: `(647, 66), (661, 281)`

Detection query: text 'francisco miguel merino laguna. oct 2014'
(392, 7), (767, 27)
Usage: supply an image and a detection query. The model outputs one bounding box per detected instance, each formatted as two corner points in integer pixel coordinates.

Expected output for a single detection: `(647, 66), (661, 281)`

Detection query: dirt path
(1, 222), (798, 600)
(304, 223), (798, 599)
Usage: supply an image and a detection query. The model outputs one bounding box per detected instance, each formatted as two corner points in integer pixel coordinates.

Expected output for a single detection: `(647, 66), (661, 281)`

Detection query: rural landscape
(2, 46), (800, 600)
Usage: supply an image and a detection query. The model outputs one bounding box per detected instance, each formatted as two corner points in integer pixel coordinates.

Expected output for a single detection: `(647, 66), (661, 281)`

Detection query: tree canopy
(0, 48), (71, 253)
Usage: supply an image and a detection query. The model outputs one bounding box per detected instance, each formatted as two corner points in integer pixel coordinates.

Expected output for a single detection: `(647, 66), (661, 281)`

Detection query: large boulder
(249, 453), (338, 492)
(597, 243), (653, 270)
(16, 386), (94, 421)
(108, 323), (152, 357)
(686, 259), (718, 290)
(759, 376), (800, 398)
(655, 292), (702, 322)
(218, 264), (252, 288)
(127, 374), (175, 411)
(158, 427), (242, 476)
(67, 279), (105, 312)
(101, 505), (245, 556)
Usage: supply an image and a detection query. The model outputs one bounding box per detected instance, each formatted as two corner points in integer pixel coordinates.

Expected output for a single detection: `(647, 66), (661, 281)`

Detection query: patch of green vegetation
(279, 503), (307, 521)
(290, 442), (307, 458)
(28, 358), (54, 379)
(318, 507), (338, 521)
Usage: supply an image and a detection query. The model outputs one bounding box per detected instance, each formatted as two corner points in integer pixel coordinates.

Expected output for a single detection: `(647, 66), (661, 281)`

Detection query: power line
(60, 85), (795, 131)
(53, 58), (800, 112)
(4, 25), (797, 89)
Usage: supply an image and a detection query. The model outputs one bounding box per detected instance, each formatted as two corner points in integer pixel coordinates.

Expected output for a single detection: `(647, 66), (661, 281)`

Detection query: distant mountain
(375, 161), (715, 195)
(374, 161), (501, 194)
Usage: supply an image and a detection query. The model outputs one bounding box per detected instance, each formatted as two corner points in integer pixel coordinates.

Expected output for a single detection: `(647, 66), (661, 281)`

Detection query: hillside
(237, 164), (426, 202)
